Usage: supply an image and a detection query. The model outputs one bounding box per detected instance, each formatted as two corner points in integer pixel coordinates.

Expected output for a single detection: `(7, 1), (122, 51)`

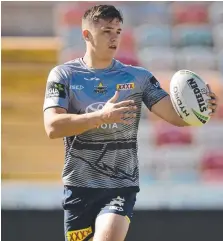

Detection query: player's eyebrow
(102, 27), (122, 31)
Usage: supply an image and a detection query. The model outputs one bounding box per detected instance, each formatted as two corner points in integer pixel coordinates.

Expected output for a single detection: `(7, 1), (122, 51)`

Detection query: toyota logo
(85, 102), (105, 113)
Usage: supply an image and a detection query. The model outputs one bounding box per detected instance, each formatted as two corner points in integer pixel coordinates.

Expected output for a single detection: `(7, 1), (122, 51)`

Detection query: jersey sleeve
(142, 73), (169, 111)
(43, 66), (70, 111)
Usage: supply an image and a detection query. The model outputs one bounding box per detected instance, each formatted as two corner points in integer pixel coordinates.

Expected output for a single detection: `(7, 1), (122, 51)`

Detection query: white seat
(209, 2), (223, 25)
(134, 24), (172, 48)
(137, 47), (176, 71)
(212, 24), (223, 50)
(176, 47), (217, 71)
(172, 24), (213, 47)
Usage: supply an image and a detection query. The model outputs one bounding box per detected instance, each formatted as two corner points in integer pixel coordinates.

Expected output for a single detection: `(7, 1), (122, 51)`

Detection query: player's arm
(151, 95), (190, 127)
(44, 91), (136, 139)
(43, 66), (103, 138)
(44, 107), (103, 139)
(142, 74), (189, 127)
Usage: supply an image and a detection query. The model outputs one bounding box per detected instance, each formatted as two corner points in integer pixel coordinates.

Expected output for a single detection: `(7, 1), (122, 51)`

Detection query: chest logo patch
(94, 82), (107, 94)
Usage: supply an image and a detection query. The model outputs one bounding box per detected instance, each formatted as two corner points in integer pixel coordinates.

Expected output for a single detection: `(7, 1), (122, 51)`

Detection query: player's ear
(83, 30), (90, 41)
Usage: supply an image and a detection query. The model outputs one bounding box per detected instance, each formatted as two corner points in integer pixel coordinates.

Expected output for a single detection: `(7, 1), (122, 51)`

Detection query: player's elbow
(44, 121), (60, 139)
(170, 117), (190, 127)
(45, 126), (57, 139)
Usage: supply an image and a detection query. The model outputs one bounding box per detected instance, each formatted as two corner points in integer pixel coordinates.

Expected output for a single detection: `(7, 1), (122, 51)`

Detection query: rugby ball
(170, 70), (211, 126)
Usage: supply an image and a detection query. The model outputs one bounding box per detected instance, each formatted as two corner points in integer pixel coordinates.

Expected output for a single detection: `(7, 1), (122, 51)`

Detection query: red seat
(58, 2), (97, 26)
(171, 3), (209, 25)
(215, 102), (223, 120)
(154, 122), (193, 146)
(201, 150), (223, 182)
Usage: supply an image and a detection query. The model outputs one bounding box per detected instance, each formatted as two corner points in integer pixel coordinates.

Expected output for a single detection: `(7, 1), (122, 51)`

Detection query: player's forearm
(151, 95), (190, 127)
(46, 112), (103, 139)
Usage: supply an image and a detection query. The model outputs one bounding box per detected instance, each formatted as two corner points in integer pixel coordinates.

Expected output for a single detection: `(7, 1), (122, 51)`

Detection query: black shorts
(62, 185), (138, 241)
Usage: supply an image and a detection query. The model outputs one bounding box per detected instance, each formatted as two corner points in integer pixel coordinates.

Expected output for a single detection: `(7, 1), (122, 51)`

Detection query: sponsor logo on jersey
(187, 78), (207, 112)
(85, 102), (118, 129)
(94, 82), (107, 94)
(116, 83), (135, 90)
(46, 82), (66, 98)
(70, 85), (84, 91)
(173, 86), (190, 117)
(66, 227), (92, 241)
(150, 76), (161, 89)
(106, 196), (125, 212)
(85, 102), (105, 113)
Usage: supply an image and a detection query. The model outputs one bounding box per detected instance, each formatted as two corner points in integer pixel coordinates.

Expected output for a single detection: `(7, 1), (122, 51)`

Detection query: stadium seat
(118, 29), (136, 52)
(217, 49), (223, 74)
(134, 2), (171, 25)
(173, 24), (213, 47)
(140, 146), (201, 182)
(194, 122), (223, 148)
(171, 2), (209, 25)
(176, 47), (217, 71)
(134, 24), (172, 48)
(214, 102), (223, 120)
(212, 24), (223, 50)
(209, 2), (223, 25)
(153, 122), (193, 146)
(200, 150), (223, 182)
(59, 27), (84, 49)
(56, 2), (97, 26)
(137, 47), (176, 71)
(119, 2), (171, 27)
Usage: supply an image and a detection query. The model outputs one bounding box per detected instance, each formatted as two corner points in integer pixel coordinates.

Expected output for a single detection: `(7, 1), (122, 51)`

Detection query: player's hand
(206, 84), (218, 116)
(99, 91), (137, 124)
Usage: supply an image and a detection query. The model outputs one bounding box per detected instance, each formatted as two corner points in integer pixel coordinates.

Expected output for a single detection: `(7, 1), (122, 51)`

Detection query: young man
(43, 5), (218, 241)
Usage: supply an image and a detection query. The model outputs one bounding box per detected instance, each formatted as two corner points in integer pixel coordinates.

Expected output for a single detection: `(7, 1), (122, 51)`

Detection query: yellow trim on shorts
(125, 215), (131, 223)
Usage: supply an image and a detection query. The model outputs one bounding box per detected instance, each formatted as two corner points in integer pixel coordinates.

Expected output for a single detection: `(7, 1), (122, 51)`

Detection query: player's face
(88, 18), (122, 59)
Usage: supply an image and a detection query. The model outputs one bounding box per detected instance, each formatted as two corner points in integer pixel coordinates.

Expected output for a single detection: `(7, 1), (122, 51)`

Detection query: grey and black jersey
(43, 58), (168, 189)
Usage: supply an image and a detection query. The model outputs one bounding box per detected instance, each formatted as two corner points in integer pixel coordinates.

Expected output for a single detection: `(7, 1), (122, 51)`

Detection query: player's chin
(107, 47), (117, 57)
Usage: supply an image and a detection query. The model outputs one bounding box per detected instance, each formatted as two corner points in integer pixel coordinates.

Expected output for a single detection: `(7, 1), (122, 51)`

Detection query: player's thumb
(108, 91), (119, 103)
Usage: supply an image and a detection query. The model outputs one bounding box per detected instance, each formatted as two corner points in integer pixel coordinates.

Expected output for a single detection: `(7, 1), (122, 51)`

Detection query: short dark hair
(82, 5), (123, 23)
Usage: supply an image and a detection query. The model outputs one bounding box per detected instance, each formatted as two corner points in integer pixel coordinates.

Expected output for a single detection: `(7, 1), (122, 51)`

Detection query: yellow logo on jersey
(116, 83), (135, 90)
(67, 226), (92, 241)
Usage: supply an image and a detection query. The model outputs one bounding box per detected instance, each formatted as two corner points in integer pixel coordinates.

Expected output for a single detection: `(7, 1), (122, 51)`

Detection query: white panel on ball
(170, 70), (211, 126)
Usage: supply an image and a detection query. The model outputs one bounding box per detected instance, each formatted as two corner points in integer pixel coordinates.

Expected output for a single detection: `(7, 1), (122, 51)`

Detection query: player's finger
(108, 91), (119, 103)
(208, 104), (217, 110)
(207, 99), (217, 104)
(116, 106), (137, 112)
(209, 111), (215, 116)
(115, 100), (135, 108)
(206, 83), (212, 93)
(207, 92), (217, 100)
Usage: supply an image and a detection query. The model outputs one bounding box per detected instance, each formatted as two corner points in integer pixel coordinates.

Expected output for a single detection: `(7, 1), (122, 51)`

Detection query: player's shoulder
(49, 58), (82, 77)
(115, 59), (153, 79)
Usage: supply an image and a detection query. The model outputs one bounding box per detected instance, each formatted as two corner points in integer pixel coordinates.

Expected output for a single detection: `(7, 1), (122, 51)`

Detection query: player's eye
(104, 30), (111, 33)
(117, 32), (121, 35)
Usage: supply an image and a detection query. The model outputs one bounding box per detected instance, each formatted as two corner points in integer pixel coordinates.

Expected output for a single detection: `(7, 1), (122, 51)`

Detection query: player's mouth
(109, 45), (117, 50)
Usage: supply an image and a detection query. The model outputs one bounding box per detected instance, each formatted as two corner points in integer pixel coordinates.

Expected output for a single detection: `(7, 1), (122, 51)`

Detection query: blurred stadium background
(2, 1), (223, 241)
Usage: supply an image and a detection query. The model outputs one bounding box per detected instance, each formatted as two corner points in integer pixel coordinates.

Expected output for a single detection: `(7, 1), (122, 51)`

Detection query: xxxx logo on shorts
(67, 226), (92, 241)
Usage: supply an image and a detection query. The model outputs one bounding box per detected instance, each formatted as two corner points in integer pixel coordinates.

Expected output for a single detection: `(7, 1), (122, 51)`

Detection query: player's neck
(83, 52), (113, 70)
